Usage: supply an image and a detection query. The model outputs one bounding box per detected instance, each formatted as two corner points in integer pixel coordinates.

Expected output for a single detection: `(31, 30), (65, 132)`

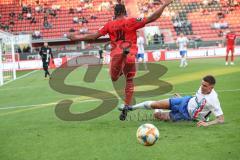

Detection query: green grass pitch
(0, 57), (240, 160)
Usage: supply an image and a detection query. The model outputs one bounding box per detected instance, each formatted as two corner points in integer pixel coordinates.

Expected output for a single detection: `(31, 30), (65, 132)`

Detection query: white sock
(180, 58), (184, 67)
(184, 58), (187, 66)
(132, 101), (154, 110)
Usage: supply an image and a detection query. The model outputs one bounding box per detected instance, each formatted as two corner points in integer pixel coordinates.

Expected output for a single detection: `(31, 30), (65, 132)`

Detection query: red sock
(231, 52), (234, 62)
(226, 52), (229, 62)
(125, 78), (134, 105)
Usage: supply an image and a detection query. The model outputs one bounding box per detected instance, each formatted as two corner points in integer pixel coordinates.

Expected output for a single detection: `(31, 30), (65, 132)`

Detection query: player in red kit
(67, 0), (173, 121)
(225, 30), (239, 65)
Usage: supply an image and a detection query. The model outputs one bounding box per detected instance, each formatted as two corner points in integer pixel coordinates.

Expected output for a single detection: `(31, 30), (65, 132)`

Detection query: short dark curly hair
(114, 4), (127, 18)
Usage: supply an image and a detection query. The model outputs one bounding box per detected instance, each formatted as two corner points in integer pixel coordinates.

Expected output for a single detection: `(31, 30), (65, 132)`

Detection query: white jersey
(176, 37), (189, 51)
(187, 88), (223, 121)
(137, 36), (145, 54)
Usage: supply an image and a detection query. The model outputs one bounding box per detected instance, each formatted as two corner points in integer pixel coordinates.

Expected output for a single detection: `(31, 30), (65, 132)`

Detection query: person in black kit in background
(98, 45), (104, 64)
(39, 42), (54, 79)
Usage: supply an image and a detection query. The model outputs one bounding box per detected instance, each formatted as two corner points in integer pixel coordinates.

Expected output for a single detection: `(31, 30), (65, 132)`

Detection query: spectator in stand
(49, 9), (57, 18)
(220, 20), (228, 29)
(52, 5), (61, 11)
(18, 13), (24, 20)
(33, 30), (41, 39)
(212, 21), (221, 29)
(90, 14), (97, 20)
(76, 6), (83, 13)
(43, 19), (52, 29)
(211, 20), (228, 29)
(69, 7), (75, 14)
(27, 12), (32, 20)
(99, 1), (111, 11)
(217, 11), (225, 19)
(80, 27), (88, 34)
(31, 17), (37, 24)
(173, 20), (183, 35)
(22, 4), (28, 13)
(4, 24), (9, 31)
(35, 5), (42, 13)
(79, 16), (88, 25)
(73, 17), (79, 23)
(9, 12), (15, 18)
(84, 2), (93, 9)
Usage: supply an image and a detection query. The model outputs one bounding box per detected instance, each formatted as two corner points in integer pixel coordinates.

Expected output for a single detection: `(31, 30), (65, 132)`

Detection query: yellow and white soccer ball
(136, 123), (159, 146)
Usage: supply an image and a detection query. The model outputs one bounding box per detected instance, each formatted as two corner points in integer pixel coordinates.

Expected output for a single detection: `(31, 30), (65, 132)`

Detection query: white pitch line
(0, 78), (112, 91)
(0, 97), (118, 110)
(1, 70), (39, 86)
(0, 88), (240, 110)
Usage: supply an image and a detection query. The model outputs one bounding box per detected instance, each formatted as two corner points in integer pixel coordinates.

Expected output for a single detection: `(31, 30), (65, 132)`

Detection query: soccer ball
(136, 123), (159, 146)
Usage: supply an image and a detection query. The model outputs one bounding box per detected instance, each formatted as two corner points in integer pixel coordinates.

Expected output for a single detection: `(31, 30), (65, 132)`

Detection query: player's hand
(173, 93), (181, 97)
(197, 121), (208, 127)
(163, 0), (173, 6)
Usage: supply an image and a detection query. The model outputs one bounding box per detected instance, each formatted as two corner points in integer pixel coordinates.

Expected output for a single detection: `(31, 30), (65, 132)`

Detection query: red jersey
(98, 17), (147, 56)
(226, 33), (237, 47)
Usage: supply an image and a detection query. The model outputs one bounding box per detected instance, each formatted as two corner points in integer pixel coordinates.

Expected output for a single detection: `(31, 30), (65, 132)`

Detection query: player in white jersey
(136, 32), (147, 70)
(118, 75), (224, 127)
(176, 33), (189, 67)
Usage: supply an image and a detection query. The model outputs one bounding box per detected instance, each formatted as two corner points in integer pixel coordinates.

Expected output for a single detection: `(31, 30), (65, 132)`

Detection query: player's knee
(126, 72), (136, 79)
(154, 112), (170, 121)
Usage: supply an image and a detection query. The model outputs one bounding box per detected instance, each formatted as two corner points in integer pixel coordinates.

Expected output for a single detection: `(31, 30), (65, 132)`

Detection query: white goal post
(0, 30), (16, 86)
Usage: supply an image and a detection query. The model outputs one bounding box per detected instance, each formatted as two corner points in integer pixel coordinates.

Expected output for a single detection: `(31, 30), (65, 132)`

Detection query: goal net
(0, 30), (16, 86)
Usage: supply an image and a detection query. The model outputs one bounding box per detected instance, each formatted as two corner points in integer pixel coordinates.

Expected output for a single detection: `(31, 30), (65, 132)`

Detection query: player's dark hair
(203, 75), (216, 85)
(114, 4), (127, 18)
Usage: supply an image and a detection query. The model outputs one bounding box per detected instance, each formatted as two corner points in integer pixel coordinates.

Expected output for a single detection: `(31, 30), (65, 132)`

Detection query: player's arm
(49, 48), (54, 59)
(67, 32), (102, 41)
(39, 47), (43, 57)
(49, 48), (54, 63)
(145, 0), (173, 24)
(197, 114), (224, 127)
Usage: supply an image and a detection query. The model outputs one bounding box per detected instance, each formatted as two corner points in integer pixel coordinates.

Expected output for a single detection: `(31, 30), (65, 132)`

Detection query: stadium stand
(0, 0), (240, 53)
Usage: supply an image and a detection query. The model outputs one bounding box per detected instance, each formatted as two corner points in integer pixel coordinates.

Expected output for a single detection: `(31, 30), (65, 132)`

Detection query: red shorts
(110, 53), (136, 79)
(226, 46), (235, 53)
